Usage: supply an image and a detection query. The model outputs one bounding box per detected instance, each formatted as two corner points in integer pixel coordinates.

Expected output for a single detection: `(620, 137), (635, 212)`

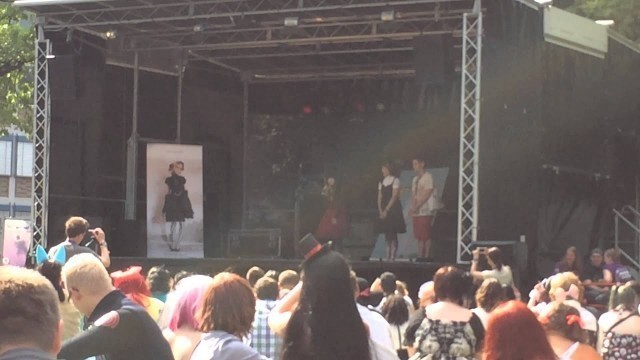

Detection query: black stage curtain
(535, 171), (611, 278)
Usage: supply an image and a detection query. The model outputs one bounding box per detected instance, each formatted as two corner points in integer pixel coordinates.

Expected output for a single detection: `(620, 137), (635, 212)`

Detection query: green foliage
(567, 0), (640, 41)
(0, 3), (34, 133)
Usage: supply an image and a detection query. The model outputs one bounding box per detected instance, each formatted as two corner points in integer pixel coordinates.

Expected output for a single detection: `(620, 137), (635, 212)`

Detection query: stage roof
(13, 0), (477, 81)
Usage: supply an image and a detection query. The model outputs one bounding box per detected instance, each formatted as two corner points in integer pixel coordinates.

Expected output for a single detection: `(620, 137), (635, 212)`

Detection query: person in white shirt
(349, 271), (394, 351)
(409, 157), (441, 259)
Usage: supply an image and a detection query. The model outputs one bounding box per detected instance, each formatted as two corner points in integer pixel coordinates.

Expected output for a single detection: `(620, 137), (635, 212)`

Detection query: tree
(565, 0), (640, 42)
(0, 3), (33, 133)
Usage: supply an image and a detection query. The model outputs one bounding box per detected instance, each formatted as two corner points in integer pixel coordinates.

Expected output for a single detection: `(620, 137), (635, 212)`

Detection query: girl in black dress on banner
(376, 162), (406, 261)
(162, 161), (194, 252)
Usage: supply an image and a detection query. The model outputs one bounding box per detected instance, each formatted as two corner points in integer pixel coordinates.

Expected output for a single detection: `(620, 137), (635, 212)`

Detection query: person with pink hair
(160, 275), (213, 360)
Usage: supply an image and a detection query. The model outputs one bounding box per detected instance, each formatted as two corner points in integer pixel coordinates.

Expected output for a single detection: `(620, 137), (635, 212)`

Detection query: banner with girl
(147, 144), (204, 258)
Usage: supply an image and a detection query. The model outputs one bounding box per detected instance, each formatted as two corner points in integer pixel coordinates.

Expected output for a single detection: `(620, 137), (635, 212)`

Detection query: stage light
(314, 17), (324, 22)
(302, 105), (313, 115)
(376, 102), (386, 112)
(284, 17), (299, 27)
(193, 24), (205, 32)
(381, 10), (395, 22)
(595, 20), (615, 26)
(104, 30), (118, 40)
(534, 0), (552, 5)
(46, 54), (56, 59)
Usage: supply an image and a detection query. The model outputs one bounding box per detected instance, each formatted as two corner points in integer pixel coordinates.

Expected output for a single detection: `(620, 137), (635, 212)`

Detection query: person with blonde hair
(471, 278), (506, 328)
(0, 266), (62, 360)
(59, 254), (172, 360)
(547, 272), (598, 344)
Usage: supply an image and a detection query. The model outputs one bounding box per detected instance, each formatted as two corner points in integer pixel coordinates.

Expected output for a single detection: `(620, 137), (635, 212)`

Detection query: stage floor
(110, 257), (444, 299)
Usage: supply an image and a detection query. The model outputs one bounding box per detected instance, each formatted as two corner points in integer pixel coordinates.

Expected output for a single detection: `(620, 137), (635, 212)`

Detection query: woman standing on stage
(376, 162), (406, 261)
(315, 176), (349, 251)
(162, 161), (194, 252)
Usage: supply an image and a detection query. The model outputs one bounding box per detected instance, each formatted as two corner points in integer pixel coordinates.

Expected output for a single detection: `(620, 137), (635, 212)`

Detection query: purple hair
(164, 275), (213, 331)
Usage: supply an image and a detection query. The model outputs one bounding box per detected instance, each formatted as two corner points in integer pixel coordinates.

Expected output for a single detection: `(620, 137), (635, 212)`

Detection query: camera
(476, 247), (488, 254)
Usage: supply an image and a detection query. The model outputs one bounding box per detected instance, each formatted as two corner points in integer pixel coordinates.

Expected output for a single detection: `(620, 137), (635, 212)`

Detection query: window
(0, 140), (11, 175)
(16, 142), (33, 177)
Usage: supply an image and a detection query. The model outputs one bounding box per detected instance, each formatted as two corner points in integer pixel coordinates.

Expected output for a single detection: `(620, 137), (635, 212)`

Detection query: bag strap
(606, 312), (640, 334)
(396, 325), (403, 350)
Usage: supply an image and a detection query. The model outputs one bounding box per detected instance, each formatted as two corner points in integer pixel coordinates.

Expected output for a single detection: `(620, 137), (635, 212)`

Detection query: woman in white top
(375, 162), (406, 261)
(540, 302), (602, 360)
(470, 247), (514, 289)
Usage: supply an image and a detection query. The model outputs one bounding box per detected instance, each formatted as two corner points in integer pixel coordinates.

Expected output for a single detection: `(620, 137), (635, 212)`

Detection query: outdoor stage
(110, 257), (443, 298)
(14, 0), (640, 281)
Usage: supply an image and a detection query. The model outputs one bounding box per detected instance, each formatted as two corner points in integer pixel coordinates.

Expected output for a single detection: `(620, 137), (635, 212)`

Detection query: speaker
(413, 35), (452, 85)
(226, 229), (281, 258)
(49, 55), (77, 100)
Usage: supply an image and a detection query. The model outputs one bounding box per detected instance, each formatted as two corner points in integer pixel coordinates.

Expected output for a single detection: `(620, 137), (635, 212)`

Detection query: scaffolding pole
(457, 0), (483, 264)
(31, 24), (51, 256)
(125, 52), (140, 220)
(241, 79), (249, 228)
(176, 50), (184, 143)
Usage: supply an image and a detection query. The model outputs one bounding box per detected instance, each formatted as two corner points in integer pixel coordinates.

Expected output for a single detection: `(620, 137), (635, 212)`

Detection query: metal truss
(16, 0), (476, 80)
(31, 26), (51, 255)
(31, 0), (471, 29)
(457, 0), (483, 264)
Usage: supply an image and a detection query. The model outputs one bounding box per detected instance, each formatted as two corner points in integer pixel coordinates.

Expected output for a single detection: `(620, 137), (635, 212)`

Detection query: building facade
(0, 132), (33, 220)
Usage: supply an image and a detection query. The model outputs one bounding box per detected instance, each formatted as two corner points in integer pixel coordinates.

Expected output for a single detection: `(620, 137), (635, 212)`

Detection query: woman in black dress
(376, 162), (406, 261)
(162, 161), (194, 251)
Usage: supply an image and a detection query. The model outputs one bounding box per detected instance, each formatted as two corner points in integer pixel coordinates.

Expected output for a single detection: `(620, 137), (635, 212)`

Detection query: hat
(298, 233), (330, 262)
(110, 266), (143, 281)
(590, 248), (603, 256)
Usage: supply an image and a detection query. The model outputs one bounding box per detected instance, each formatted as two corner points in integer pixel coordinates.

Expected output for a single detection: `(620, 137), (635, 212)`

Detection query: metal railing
(613, 205), (640, 271)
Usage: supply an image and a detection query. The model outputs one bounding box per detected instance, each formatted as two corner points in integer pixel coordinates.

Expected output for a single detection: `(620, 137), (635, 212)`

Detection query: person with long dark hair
(268, 236), (375, 360)
(375, 162), (406, 261)
(36, 261), (82, 341)
(162, 161), (194, 252)
(555, 246), (583, 277)
(381, 295), (410, 360)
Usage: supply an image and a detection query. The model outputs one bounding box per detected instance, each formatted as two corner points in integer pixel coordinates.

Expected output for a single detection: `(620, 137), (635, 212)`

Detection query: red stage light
(302, 106), (313, 115)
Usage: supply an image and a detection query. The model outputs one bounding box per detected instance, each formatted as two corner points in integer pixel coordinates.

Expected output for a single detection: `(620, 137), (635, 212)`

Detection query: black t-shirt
(58, 291), (172, 360)
(581, 262), (604, 282)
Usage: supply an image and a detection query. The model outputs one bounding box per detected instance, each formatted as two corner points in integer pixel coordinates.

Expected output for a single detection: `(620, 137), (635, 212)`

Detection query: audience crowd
(1, 224), (639, 360)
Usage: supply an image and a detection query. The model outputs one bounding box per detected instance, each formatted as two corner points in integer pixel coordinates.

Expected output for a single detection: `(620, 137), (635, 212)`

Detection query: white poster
(147, 144), (204, 258)
(371, 168), (449, 259)
(2, 219), (32, 266)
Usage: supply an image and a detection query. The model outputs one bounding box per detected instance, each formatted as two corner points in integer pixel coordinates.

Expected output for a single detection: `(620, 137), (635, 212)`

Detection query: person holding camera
(470, 247), (515, 297)
(48, 217), (110, 267)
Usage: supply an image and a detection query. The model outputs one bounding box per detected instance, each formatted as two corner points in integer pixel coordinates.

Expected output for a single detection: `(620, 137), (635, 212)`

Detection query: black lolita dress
(162, 174), (194, 222)
(375, 177), (406, 234)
